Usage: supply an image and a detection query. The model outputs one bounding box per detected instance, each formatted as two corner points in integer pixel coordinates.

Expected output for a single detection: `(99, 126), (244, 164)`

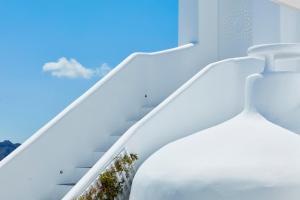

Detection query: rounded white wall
(126, 57), (264, 166)
(254, 72), (300, 133)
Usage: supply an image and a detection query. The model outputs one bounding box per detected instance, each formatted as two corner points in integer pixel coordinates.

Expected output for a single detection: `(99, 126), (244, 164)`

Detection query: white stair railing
(63, 56), (264, 200)
(248, 43), (300, 72)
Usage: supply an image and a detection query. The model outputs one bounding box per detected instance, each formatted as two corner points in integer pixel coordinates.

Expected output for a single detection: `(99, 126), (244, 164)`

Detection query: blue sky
(0, 0), (178, 142)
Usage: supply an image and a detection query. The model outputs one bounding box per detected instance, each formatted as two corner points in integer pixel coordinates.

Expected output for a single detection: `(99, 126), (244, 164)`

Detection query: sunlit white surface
(130, 75), (300, 200)
(1, 0), (300, 199)
(130, 111), (300, 200)
(273, 0), (300, 10)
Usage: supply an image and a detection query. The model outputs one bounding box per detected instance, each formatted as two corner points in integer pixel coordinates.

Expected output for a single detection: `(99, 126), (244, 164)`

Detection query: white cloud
(43, 57), (112, 79)
(96, 63), (112, 77)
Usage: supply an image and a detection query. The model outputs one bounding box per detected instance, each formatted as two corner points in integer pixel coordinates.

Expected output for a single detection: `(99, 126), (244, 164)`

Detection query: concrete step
(77, 151), (105, 169)
(51, 184), (74, 200)
(94, 136), (120, 152)
(110, 120), (138, 136)
(59, 167), (91, 185)
(128, 105), (157, 121)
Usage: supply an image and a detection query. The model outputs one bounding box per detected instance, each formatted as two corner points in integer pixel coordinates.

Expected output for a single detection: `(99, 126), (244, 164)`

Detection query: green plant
(98, 168), (124, 200)
(77, 153), (138, 200)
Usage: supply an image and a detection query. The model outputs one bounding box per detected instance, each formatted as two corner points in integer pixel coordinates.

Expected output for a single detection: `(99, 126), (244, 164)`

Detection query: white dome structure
(129, 74), (300, 200)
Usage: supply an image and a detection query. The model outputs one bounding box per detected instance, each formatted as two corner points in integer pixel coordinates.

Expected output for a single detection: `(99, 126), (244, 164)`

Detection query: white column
(178, 0), (219, 60)
(178, 0), (199, 45)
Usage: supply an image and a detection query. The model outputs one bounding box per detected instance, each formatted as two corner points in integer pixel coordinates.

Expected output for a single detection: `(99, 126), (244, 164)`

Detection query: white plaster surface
(273, 0), (300, 10)
(1, 0), (300, 199)
(130, 75), (300, 200)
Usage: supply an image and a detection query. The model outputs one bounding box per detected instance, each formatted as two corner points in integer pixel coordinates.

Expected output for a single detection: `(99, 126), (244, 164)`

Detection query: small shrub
(77, 153), (138, 200)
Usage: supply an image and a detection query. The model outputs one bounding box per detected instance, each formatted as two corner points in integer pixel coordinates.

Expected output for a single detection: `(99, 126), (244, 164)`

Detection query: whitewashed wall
(63, 57), (264, 199)
(179, 0), (300, 60)
(246, 43), (300, 133)
(0, 43), (217, 200)
(254, 72), (300, 134)
(280, 6), (300, 42)
(126, 58), (264, 165)
(3, 0), (300, 199)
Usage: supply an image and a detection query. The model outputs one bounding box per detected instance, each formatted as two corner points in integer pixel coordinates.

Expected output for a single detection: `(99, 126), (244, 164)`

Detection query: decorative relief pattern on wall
(221, 0), (252, 41)
(218, 0), (253, 58)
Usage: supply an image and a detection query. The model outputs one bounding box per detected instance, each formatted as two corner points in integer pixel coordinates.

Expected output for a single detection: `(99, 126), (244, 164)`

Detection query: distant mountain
(0, 140), (21, 161)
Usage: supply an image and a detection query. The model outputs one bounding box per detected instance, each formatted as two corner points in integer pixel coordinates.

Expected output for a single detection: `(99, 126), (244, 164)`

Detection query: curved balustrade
(63, 57), (264, 200)
(248, 43), (300, 140)
(248, 43), (300, 72)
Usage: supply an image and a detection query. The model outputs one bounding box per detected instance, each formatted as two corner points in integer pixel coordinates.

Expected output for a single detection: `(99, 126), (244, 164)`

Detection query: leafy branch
(78, 153), (138, 200)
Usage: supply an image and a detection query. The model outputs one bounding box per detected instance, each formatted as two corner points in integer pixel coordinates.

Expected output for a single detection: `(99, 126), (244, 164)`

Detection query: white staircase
(0, 41), (212, 200)
(51, 105), (157, 199)
(62, 57), (265, 200)
(1, 1), (300, 200)
(62, 43), (300, 200)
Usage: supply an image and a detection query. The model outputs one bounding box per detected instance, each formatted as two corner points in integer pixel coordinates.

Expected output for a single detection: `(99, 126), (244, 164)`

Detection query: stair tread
(77, 151), (105, 169)
(47, 107), (162, 200)
(76, 166), (93, 169)
(110, 120), (137, 136)
(51, 104), (158, 199)
(58, 183), (76, 186)
(142, 103), (159, 108)
(111, 105), (158, 136)
(127, 105), (157, 121)
(76, 166), (92, 168)
(50, 184), (75, 200)
(94, 137), (120, 152)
